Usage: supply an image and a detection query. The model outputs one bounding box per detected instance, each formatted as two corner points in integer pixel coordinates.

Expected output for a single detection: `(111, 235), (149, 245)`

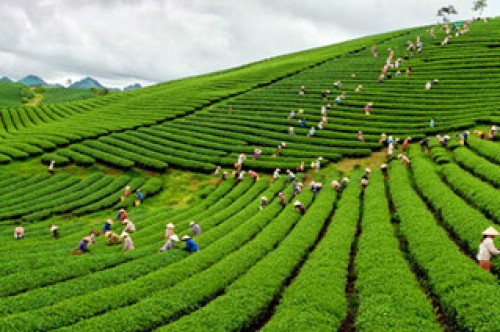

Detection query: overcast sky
(0, 0), (498, 88)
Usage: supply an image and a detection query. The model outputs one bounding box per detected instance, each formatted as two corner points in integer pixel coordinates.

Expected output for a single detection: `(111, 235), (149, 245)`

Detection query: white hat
(182, 235), (191, 240)
(119, 209), (125, 212)
(189, 221), (195, 226)
(365, 167), (371, 173)
(166, 223), (175, 228)
(170, 234), (180, 242)
(293, 201), (301, 206)
(107, 219), (113, 225)
(482, 227), (499, 236)
(121, 232), (129, 237)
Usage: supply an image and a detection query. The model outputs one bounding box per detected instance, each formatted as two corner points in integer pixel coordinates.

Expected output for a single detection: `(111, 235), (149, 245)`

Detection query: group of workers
(74, 209), (201, 254)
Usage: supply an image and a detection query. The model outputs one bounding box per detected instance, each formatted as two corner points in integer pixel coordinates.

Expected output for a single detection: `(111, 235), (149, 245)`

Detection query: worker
(341, 177), (349, 190)
(357, 131), (365, 143)
(214, 165), (221, 177)
(105, 231), (122, 246)
(380, 164), (389, 181)
(249, 170), (259, 181)
(296, 161), (305, 172)
(260, 196), (268, 210)
(364, 102), (373, 115)
(77, 238), (90, 254)
(160, 234), (179, 252)
(331, 180), (341, 191)
(398, 154), (411, 167)
(252, 148), (262, 160)
(50, 224), (59, 239)
(117, 209), (128, 222)
(477, 227), (500, 271)
(182, 235), (199, 252)
(122, 232), (135, 251)
(14, 226), (24, 239)
(88, 230), (97, 244)
(273, 168), (281, 181)
(420, 137), (430, 153)
(136, 189), (144, 203)
(48, 160), (55, 175)
(102, 219), (113, 234)
(361, 177), (369, 193)
(123, 219), (136, 233)
(124, 186), (131, 197)
(165, 223), (175, 238)
(278, 192), (287, 207)
(489, 125), (497, 141)
(293, 201), (306, 215)
(286, 169), (296, 182)
(402, 136), (411, 152)
(190, 221), (201, 236)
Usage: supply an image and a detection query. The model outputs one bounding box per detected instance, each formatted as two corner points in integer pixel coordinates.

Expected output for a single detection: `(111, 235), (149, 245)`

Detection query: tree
(437, 5), (458, 23)
(472, 0), (487, 17)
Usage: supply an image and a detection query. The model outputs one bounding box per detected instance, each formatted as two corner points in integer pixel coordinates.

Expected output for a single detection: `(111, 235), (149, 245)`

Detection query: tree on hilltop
(472, 0), (487, 17)
(437, 5), (458, 23)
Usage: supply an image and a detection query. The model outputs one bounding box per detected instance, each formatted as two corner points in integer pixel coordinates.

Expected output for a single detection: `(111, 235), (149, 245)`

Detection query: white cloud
(0, 0), (498, 88)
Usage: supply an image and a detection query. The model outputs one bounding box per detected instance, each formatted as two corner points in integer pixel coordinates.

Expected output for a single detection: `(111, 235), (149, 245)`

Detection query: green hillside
(0, 82), (33, 107)
(0, 18), (499, 331)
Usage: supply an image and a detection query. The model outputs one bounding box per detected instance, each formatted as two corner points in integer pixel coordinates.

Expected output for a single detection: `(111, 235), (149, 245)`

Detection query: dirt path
(27, 87), (43, 106)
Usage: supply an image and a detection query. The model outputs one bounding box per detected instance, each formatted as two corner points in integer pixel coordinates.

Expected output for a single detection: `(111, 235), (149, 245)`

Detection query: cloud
(0, 0), (498, 88)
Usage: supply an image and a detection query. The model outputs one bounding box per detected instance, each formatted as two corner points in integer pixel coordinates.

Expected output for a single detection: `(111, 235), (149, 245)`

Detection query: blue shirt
(103, 222), (112, 232)
(137, 192), (143, 200)
(184, 239), (199, 252)
(78, 240), (88, 252)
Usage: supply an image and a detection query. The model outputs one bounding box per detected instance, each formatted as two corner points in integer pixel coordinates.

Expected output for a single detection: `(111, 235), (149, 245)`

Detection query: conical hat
(482, 226), (499, 236)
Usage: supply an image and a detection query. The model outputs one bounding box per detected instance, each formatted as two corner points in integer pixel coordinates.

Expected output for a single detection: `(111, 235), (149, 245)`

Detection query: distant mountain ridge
(69, 77), (105, 90)
(124, 83), (142, 91)
(18, 75), (46, 86)
(2, 74), (142, 91)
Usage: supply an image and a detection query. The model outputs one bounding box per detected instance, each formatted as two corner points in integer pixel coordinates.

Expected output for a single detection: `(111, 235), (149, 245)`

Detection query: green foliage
(389, 161), (500, 331)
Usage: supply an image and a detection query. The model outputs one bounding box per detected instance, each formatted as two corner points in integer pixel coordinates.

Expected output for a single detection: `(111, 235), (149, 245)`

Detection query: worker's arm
(486, 239), (500, 255)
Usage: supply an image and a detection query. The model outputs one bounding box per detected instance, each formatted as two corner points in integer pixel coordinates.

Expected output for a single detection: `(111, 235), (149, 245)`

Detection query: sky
(0, 0), (498, 89)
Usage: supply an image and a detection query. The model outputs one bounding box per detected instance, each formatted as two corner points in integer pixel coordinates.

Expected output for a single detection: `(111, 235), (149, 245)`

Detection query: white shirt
(477, 237), (500, 261)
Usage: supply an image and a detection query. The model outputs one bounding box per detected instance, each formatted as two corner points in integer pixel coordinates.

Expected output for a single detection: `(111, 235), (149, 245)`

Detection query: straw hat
(189, 221), (195, 226)
(166, 223), (175, 229)
(482, 226), (499, 236)
(107, 219), (113, 225)
(182, 235), (190, 240)
(170, 234), (179, 242)
(119, 209), (125, 212)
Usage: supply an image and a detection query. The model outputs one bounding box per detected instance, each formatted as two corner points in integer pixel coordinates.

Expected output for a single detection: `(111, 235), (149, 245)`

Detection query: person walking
(477, 227), (500, 271)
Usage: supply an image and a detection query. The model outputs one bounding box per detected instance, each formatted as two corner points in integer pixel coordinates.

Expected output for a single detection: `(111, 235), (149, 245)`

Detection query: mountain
(70, 77), (105, 90)
(0, 76), (12, 83)
(124, 83), (142, 91)
(18, 75), (46, 86)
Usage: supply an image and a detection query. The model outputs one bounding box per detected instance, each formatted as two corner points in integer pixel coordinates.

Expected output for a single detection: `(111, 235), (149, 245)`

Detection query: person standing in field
(50, 224), (59, 239)
(48, 160), (55, 175)
(260, 196), (268, 210)
(124, 186), (131, 197)
(477, 227), (500, 271)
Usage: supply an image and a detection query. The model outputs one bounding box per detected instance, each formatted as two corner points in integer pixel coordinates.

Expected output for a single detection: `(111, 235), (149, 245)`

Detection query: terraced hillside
(0, 18), (498, 331)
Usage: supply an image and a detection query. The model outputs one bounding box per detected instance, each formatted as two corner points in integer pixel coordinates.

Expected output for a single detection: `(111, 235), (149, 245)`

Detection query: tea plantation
(0, 18), (498, 331)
